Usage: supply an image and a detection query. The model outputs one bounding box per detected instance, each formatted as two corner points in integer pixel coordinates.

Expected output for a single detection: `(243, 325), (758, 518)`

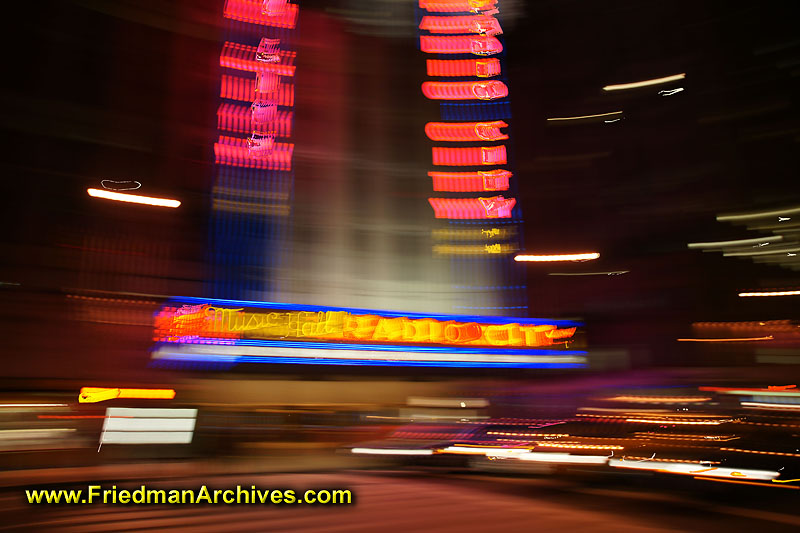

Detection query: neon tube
(220, 75), (294, 106)
(79, 387), (177, 404)
(420, 35), (503, 55)
(426, 58), (501, 77)
(423, 81), (508, 101)
(429, 169), (511, 192)
(220, 42), (296, 76)
(214, 136), (294, 170)
(428, 197), (516, 219)
(432, 146), (507, 166)
(223, 0), (298, 28)
(419, 15), (502, 35)
(217, 103), (293, 136)
(425, 121), (508, 141)
(419, 0), (498, 12)
(87, 189), (181, 208)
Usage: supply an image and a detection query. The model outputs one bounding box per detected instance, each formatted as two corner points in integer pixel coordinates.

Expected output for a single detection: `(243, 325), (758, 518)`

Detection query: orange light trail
(602, 73), (686, 91)
(694, 476), (797, 489)
(677, 336), (774, 342)
(87, 189), (180, 208)
(739, 290), (800, 297)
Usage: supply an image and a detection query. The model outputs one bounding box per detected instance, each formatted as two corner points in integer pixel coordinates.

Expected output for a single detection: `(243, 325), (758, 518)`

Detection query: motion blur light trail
(86, 188), (181, 208)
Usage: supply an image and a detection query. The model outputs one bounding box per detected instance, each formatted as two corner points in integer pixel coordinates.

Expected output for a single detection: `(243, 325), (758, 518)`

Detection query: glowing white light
(687, 236), (783, 249)
(658, 88), (684, 96)
(603, 73), (686, 91)
(100, 408), (196, 445)
(351, 448), (434, 456)
(87, 188), (181, 208)
(738, 290), (800, 297)
(608, 459), (778, 480)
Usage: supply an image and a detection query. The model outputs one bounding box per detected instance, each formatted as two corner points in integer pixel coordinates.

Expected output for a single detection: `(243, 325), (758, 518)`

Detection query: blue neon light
(154, 351), (585, 369)
(155, 339), (586, 357)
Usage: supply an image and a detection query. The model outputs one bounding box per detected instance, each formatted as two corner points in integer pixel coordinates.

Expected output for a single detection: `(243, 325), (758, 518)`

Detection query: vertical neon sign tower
(210, 0), (299, 300)
(418, 0), (526, 315)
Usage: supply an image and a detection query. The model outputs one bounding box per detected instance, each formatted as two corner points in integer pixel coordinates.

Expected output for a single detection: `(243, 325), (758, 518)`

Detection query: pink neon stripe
(214, 136), (294, 171)
(428, 197), (516, 219)
(419, 0), (497, 13)
(220, 75), (295, 106)
(422, 80), (508, 101)
(419, 15), (502, 35)
(429, 170), (511, 192)
(220, 42), (296, 76)
(432, 146), (507, 166)
(223, 0), (298, 28)
(426, 58), (501, 77)
(425, 121), (508, 141)
(420, 35), (502, 55)
(217, 103), (293, 137)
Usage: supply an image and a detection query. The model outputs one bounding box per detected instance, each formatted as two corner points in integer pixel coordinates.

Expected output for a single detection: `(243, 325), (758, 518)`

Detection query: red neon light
(426, 58), (500, 77)
(223, 0), (298, 28)
(423, 80), (508, 101)
(217, 103), (293, 137)
(420, 35), (503, 55)
(419, 0), (498, 13)
(425, 121), (508, 141)
(429, 169), (511, 192)
(214, 136), (294, 170)
(220, 75), (294, 106)
(220, 42), (296, 76)
(419, 15), (502, 35)
(432, 145), (507, 166)
(428, 197), (516, 219)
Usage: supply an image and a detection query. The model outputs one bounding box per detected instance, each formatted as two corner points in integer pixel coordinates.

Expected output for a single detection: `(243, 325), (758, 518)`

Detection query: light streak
(419, 1), (498, 14)
(602, 73), (686, 91)
(739, 290), (800, 297)
(87, 189), (181, 208)
(724, 247), (800, 257)
(741, 401), (800, 411)
(716, 206), (800, 222)
(546, 111), (623, 121)
(0, 404), (67, 408)
(547, 271), (628, 276)
(658, 88), (684, 96)
(604, 395), (711, 403)
(677, 336), (773, 342)
(695, 477), (797, 489)
(351, 448), (434, 456)
(515, 253), (599, 262)
(609, 459), (779, 480)
(721, 448), (800, 458)
(687, 236), (783, 249)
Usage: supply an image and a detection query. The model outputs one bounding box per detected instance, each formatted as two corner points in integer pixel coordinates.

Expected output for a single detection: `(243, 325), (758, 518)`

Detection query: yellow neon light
(515, 253), (599, 262)
(79, 387), (177, 404)
(546, 111), (623, 121)
(87, 188), (181, 208)
(158, 307), (578, 348)
(602, 73), (686, 91)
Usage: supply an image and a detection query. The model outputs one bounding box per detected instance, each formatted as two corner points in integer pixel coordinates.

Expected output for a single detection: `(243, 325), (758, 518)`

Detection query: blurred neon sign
(155, 303), (576, 348)
(426, 59), (501, 78)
